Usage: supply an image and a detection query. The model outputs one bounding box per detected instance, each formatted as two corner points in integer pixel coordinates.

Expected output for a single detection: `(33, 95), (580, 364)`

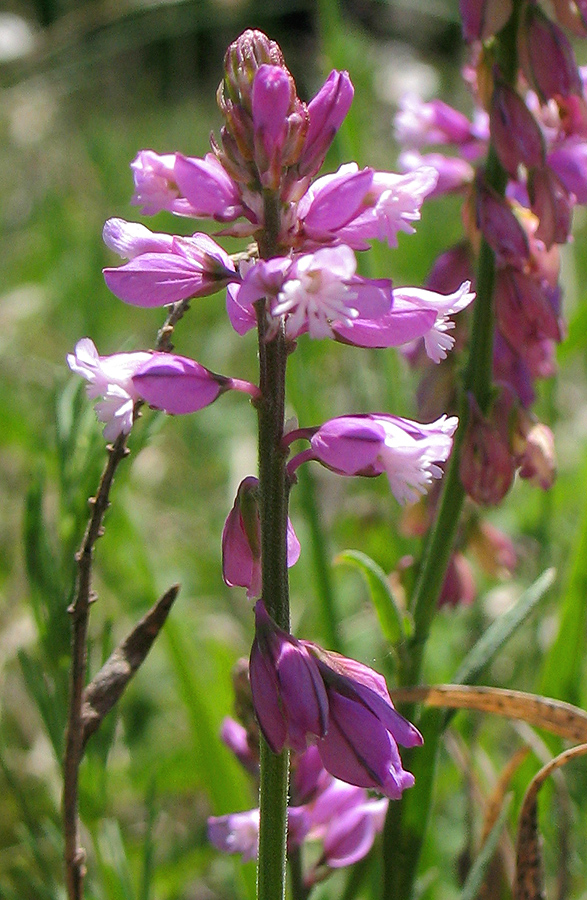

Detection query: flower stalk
(255, 189), (291, 900)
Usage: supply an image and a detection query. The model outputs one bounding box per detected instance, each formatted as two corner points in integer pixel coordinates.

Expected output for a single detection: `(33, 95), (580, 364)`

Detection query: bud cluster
(394, 2), (579, 508)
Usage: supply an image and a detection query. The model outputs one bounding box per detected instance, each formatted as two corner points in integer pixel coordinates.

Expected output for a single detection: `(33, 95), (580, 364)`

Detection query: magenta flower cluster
(67, 29), (474, 877)
(393, 3), (582, 504)
(209, 741), (391, 881)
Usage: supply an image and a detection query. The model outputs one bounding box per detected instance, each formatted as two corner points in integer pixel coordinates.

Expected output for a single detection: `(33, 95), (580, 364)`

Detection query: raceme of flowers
(393, 1), (584, 505)
(67, 29), (474, 876)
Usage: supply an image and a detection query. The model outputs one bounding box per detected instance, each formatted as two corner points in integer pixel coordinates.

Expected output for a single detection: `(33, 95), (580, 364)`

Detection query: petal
(104, 254), (221, 307)
(310, 416), (385, 474)
(250, 637), (288, 753)
(304, 167), (373, 235)
(132, 355), (226, 413)
(174, 153), (244, 221)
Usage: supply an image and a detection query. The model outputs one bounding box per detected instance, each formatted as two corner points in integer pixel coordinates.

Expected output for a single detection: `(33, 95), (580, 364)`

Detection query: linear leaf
(453, 568), (555, 687)
(460, 794), (512, 900)
(335, 549), (406, 645)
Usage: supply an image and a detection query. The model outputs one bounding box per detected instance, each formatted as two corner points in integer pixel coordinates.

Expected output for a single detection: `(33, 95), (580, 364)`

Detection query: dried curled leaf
(390, 685), (587, 742)
(515, 743), (587, 900)
(81, 584), (180, 747)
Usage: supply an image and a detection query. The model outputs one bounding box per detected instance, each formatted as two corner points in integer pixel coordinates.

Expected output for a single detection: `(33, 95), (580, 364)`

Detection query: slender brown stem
(62, 297), (191, 900)
(63, 432), (129, 900)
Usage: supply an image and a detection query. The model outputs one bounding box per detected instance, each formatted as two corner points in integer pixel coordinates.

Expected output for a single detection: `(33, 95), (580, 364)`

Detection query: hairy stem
(256, 190), (291, 900)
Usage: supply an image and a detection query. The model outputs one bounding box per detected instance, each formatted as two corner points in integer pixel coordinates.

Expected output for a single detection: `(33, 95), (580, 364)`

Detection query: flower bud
(459, 0), (513, 42)
(474, 176), (529, 266)
(528, 165), (573, 248)
(490, 76), (544, 177)
(518, 5), (582, 102)
(221, 29), (285, 115)
(222, 477), (301, 599)
(459, 393), (515, 505)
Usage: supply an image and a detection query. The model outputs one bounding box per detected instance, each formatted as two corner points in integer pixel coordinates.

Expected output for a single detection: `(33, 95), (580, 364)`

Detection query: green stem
(256, 190), (291, 900)
(384, 8), (521, 897)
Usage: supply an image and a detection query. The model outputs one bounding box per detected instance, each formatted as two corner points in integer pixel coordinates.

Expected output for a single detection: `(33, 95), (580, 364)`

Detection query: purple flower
(475, 178), (530, 266)
(131, 353), (257, 414)
(548, 139), (587, 204)
(67, 338), (151, 440)
(208, 808), (260, 863)
(220, 717), (259, 775)
(518, 4), (582, 103)
(490, 77), (545, 178)
(528, 165), (573, 248)
(307, 779), (388, 872)
(296, 163), (438, 250)
(459, 0), (513, 42)
(459, 393), (515, 506)
(296, 70), (354, 179)
(250, 601), (421, 799)
(222, 476), (301, 599)
(288, 413), (457, 505)
(130, 150), (197, 217)
(103, 227), (239, 308)
(250, 602), (329, 753)
(174, 152), (246, 222)
(227, 247), (392, 341)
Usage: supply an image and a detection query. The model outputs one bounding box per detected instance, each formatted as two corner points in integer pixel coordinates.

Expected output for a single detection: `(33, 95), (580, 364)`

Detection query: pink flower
(130, 150), (197, 217)
(103, 228), (239, 308)
(131, 353), (258, 414)
(208, 809), (261, 863)
(296, 70), (354, 180)
(250, 601), (421, 799)
(67, 338), (150, 440)
(296, 163), (438, 250)
(287, 413), (457, 505)
(227, 247), (392, 341)
(173, 152), (246, 222)
(390, 282), (475, 362)
(395, 96), (474, 148)
(308, 780), (388, 872)
(222, 477), (301, 598)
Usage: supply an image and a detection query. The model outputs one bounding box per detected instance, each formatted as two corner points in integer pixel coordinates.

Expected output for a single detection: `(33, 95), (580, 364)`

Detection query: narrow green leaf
(453, 568), (555, 686)
(17, 650), (64, 764)
(96, 819), (136, 900)
(459, 794), (512, 900)
(335, 550), (406, 645)
(541, 467), (587, 703)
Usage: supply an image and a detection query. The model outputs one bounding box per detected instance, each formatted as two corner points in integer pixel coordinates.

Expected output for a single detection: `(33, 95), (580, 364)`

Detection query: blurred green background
(2, 1), (587, 898)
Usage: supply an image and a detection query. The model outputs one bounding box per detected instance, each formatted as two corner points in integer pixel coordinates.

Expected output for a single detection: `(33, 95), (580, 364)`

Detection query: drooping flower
(286, 413), (458, 505)
(67, 338), (151, 440)
(222, 476), (301, 598)
(459, 393), (516, 506)
(307, 781), (388, 873)
(250, 601), (421, 799)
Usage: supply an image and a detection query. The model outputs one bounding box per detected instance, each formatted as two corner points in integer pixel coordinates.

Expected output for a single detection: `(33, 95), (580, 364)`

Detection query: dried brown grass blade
(514, 743), (587, 900)
(391, 685), (587, 742)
